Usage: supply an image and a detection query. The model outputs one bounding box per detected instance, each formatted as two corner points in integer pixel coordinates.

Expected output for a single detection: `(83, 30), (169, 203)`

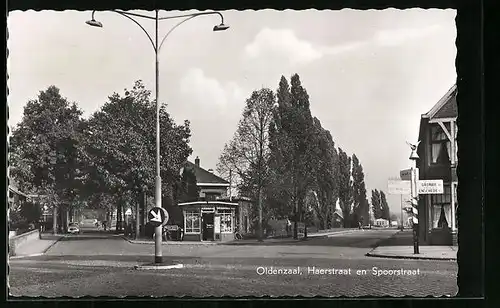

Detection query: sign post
(148, 207), (169, 263)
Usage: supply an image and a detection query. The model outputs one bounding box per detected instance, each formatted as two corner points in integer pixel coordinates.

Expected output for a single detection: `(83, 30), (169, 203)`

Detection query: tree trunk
(52, 206), (58, 235)
(135, 192), (140, 240)
(301, 198), (307, 240)
(141, 190), (146, 237)
(293, 197), (298, 240)
(65, 207), (70, 232)
(116, 200), (122, 233)
(258, 187), (263, 241)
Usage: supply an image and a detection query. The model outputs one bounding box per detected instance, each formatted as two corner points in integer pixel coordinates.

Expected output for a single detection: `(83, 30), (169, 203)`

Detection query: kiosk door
(202, 212), (215, 241)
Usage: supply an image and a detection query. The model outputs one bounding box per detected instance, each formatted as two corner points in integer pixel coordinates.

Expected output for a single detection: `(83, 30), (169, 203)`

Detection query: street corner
(365, 246), (457, 261)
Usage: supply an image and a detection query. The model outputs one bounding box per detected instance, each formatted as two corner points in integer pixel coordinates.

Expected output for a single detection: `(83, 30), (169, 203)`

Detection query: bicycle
(234, 231), (242, 240)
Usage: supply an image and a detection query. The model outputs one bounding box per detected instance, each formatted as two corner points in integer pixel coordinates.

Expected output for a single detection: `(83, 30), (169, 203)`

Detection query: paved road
(8, 230), (458, 297)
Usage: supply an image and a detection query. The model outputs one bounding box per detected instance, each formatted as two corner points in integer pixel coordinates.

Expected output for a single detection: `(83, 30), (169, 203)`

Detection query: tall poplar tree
(371, 189), (382, 219)
(380, 190), (391, 220)
(338, 148), (353, 227)
(351, 154), (369, 226)
(268, 74), (316, 239)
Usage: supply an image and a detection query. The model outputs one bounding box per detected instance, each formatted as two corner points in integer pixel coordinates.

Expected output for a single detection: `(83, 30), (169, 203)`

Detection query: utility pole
(408, 142), (420, 254)
(400, 194), (404, 231)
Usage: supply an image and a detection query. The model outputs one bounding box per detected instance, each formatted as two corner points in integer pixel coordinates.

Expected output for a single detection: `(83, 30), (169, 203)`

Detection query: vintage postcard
(7, 8), (458, 297)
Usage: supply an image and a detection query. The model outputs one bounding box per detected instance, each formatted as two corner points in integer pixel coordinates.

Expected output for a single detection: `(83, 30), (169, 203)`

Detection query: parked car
(79, 219), (99, 231)
(68, 222), (81, 234)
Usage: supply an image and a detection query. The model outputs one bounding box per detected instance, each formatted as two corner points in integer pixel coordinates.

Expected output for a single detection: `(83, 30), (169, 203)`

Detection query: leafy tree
(10, 86), (84, 234)
(217, 88), (275, 240)
(177, 164), (200, 203)
(371, 189), (382, 219)
(19, 201), (43, 224)
(390, 213), (399, 222)
(80, 80), (192, 231)
(380, 190), (391, 220)
(352, 154), (369, 226)
(338, 148), (353, 227)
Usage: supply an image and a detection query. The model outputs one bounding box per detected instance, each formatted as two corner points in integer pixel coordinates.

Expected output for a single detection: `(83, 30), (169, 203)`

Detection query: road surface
(8, 229), (458, 297)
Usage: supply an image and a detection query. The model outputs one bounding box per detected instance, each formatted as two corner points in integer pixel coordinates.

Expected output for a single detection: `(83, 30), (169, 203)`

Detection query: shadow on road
(59, 230), (125, 241)
(376, 230), (426, 246)
(221, 236), (383, 248)
(12, 254), (374, 267)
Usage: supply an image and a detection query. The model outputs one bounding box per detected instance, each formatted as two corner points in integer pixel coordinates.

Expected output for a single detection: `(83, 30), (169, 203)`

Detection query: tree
(338, 148), (353, 227)
(267, 74), (317, 239)
(10, 86), (84, 234)
(217, 88), (275, 240)
(80, 80), (192, 231)
(390, 213), (399, 222)
(308, 117), (339, 230)
(351, 154), (369, 226)
(371, 189), (382, 219)
(177, 164), (200, 203)
(380, 190), (391, 220)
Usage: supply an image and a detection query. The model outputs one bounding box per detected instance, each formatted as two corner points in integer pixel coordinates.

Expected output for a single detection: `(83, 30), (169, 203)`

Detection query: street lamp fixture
(85, 9), (229, 264)
(213, 23), (230, 31)
(86, 12), (103, 28)
(85, 19), (103, 28)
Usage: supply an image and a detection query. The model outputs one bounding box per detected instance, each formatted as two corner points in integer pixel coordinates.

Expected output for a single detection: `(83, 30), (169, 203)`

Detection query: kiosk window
(185, 210), (200, 233)
(219, 209), (232, 233)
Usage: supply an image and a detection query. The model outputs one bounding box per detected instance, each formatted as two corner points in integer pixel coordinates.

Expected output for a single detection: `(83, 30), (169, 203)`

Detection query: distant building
(374, 218), (389, 227)
(416, 85), (458, 246)
(178, 157), (253, 242)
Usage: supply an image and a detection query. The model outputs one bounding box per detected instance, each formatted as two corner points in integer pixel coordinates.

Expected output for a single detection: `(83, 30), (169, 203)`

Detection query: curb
(365, 252), (456, 261)
(9, 234), (65, 259)
(134, 263), (184, 270)
(41, 234), (65, 254)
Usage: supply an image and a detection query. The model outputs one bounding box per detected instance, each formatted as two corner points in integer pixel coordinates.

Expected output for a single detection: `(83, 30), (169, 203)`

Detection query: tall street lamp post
(86, 9), (229, 264)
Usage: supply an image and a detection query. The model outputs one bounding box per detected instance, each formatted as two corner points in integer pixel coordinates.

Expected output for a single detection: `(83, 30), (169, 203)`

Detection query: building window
(219, 209), (232, 233)
(205, 193), (220, 201)
(430, 124), (451, 164)
(431, 185), (452, 229)
(185, 210), (200, 233)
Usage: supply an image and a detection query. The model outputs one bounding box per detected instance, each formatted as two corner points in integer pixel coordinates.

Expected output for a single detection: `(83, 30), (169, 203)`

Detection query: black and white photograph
(7, 8), (461, 297)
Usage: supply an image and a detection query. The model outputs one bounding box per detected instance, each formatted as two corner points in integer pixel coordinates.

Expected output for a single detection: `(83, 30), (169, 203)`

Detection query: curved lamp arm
(158, 12), (225, 53)
(87, 10), (227, 55)
(89, 10), (156, 52)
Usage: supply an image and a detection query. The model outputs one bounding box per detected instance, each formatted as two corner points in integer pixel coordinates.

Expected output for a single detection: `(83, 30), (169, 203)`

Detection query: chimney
(195, 156), (200, 167)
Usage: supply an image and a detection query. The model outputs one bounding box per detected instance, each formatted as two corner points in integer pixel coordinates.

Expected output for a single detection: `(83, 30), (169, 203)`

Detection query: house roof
(185, 161), (229, 185)
(422, 85), (458, 120)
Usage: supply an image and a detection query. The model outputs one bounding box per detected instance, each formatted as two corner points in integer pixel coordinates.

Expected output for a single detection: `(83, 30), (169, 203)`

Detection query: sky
(7, 9), (457, 216)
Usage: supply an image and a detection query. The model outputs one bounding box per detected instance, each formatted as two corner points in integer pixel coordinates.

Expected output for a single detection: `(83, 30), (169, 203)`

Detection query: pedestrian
(103, 220), (107, 231)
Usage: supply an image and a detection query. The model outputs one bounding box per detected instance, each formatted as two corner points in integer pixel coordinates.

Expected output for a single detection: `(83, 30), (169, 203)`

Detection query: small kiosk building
(178, 157), (253, 242)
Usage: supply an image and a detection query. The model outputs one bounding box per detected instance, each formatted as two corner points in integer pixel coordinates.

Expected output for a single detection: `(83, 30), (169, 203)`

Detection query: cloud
(243, 24), (447, 67)
(244, 28), (323, 65)
(374, 24), (444, 46)
(178, 68), (246, 114)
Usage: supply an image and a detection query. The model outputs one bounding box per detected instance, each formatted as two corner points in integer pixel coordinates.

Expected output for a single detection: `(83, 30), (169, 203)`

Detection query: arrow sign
(148, 207), (169, 228)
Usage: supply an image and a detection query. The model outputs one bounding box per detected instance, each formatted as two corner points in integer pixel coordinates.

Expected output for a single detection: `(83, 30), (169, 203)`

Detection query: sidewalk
(10, 233), (64, 258)
(366, 230), (457, 260)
